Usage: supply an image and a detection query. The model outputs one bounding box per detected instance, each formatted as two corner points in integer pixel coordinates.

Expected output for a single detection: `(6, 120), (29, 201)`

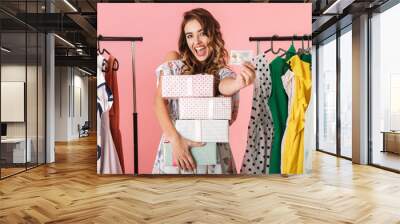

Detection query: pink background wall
(98, 3), (311, 174)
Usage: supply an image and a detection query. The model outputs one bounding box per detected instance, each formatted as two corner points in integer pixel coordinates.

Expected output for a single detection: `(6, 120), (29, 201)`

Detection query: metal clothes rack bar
(249, 35), (312, 54)
(97, 34), (143, 176)
(98, 36), (143, 42)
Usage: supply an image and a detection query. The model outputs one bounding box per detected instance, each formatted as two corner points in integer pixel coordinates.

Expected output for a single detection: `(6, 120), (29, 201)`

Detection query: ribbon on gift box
(178, 97), (231, 120)
(194, 120), (202, 141)
(208, 98), (214, 119)
(186, 77), (193, 96)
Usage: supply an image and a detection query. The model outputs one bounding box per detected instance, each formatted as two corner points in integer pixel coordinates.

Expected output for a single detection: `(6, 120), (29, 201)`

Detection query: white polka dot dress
(240, 54), (274, 175)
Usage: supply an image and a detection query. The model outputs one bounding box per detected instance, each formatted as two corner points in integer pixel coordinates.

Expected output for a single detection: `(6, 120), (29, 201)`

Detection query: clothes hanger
(278, 49), (287, 58)
(275, 43), (287, 57)
(97, 38), (103, 55)
(97, 37), (110, 56)
(306, 36), (312, 54)
(297, 35), (306, 55)
(264, 35), (287, 58)
(275, 44), (287, 56)
(271, 35), (287, 56)
(102, 57), (109, 73)
(264, 35), (277, 55)
(282, 35), (298, 68)
(284, 35), (297, 57)
(278, 35), (295, 58)
(112, 58), (119, 71)
(97, 37), (111, 72)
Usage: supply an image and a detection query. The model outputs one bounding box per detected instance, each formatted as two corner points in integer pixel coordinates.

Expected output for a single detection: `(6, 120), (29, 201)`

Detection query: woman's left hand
(235, 61), (256, 89)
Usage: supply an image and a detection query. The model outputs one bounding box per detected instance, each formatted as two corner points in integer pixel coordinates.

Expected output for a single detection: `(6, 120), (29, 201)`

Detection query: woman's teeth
(195, 47), (206, 57)
(195, 47), (205, 51)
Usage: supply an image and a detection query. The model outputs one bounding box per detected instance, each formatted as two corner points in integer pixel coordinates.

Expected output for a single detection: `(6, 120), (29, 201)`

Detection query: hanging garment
(300, 53), (314, 174)
(152, 59), (238, 174)
(300, 53), (311, 65)
(97, 55), (109, 173)
(279, 43), (296, 164)
(240, 54), (274, 175)
(267, 56), (290, 174)
(105, 55), (124, 173)
(97, 55), (123, 174)
(280, 69), (295, 173)
(281, 55), (312, 174)
(285, 43), (297, 62)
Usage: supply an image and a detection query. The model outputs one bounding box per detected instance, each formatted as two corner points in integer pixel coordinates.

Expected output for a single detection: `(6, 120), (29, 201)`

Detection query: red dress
(105, 55), (124, 173)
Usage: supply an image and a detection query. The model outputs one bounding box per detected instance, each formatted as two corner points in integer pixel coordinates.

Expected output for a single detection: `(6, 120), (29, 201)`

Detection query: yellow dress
(281, 55), (312, 174)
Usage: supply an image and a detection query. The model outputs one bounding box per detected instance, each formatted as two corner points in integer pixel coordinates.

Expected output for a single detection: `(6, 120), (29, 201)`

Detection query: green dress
(267, 44), (296, 174)
(300, 53), (311, 64)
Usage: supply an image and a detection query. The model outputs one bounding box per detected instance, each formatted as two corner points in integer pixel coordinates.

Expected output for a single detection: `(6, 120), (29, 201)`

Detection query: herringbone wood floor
(1, 135), (400, 224)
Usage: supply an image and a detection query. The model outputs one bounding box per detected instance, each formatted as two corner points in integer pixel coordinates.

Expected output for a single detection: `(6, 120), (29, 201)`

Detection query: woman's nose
(194, 34), (201, 44)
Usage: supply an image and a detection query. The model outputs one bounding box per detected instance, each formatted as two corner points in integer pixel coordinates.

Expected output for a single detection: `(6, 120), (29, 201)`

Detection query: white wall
(1, 64), (46, 164)
(1, 65), (26, 140)
(55, 66), (69, 141)
(54, 66), (89, 141)
(1, 65), (41, 137)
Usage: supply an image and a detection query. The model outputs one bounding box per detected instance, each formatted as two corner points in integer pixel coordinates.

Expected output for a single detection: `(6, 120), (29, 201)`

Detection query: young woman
(153, 8), (256, 174)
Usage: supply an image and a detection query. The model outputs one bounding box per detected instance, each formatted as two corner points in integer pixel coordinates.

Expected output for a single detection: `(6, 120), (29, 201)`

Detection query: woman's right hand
(169, 134), (205, 171)
(234, 61), (256, 89)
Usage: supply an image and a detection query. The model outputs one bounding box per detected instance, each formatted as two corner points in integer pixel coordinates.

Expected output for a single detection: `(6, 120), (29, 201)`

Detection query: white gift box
(163, 142), (217, 166)
(175, 120), (229, 143)
(161, 74), (214, 98)
(178, 97), (232, 120)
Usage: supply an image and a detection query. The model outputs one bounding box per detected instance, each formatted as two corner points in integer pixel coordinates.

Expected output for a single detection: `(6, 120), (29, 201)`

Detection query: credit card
(229, 50), (253, 65)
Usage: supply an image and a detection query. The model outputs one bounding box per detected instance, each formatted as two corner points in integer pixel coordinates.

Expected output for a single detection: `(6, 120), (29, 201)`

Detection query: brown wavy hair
(178, 8), (228, 80)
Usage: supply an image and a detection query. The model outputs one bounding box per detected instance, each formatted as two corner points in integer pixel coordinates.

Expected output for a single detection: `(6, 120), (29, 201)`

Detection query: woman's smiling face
(184, 19), (211, 62)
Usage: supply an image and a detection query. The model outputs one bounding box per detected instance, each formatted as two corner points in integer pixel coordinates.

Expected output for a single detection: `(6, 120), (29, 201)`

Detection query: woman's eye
(186, 35), (192, 39)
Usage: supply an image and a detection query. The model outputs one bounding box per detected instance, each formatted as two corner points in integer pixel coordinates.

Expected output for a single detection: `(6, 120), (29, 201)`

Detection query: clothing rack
(97, 35), (143, 176)
(249, 35), (312, 54)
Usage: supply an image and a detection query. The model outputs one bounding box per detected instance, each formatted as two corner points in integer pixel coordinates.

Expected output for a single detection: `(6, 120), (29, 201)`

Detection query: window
(370, 2), (400, 171)
(339, 27), (352, 158)
(318, 35), (337, 154)
(0, 1), (47, 179)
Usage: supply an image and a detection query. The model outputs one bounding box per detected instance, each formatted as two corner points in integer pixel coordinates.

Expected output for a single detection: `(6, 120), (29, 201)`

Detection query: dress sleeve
(154, 60), (183, 121)
(218, 68), (240, 125)
(155, 60), (184, 87)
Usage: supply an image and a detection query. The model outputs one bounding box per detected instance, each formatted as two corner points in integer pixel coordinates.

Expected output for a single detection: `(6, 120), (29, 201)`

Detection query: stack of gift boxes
(161, 74), (232, 166)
